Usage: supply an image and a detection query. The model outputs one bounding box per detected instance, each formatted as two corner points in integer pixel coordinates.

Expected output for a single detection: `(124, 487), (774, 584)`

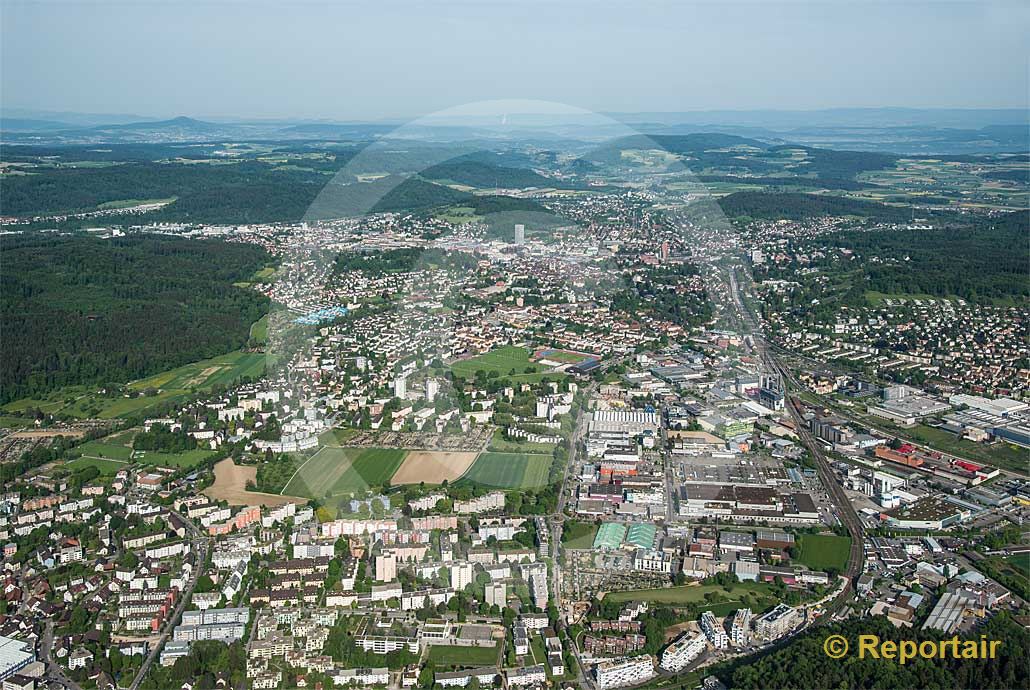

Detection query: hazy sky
(2, 0), (1027, 120)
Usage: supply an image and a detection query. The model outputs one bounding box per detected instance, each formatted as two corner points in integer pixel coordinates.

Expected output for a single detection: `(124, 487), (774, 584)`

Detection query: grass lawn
(450, 346), (562, 382)
(134, 449), (213, 469)
(426, 644), (499, 667)
(562, 521), (598, 549)
(796, 534), (852, 572)
(103, 430), (138, 446)
(604, 581), (777, 606)
(1008, 553), (1030, 578)
(317, 427), (360, 447)
(488, 428), (557, 454)
(865, 290), (951, 307)
(129, 350), (266, 392)
(4, 349), (267, 420)
(981, 553), (1030, 600)
(457, 451), (552, 489)
(66, 456), (128, 475)
(850, 412), (1030, 475)
(533, 348), (593, 364)
(73, 441), (133, 461)
(0, 416), (31, 429)
(903, 424), (1029, 475)
(249, 314), (269, 344)
(285, 447), (407, 498)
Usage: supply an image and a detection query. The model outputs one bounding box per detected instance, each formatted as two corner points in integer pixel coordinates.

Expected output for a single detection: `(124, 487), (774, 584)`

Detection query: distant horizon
(3, 1), (1026, 121)
(3, 105), (1028, 129)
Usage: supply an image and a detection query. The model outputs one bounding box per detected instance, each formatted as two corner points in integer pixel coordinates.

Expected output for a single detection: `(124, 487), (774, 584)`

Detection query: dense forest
(1, 161), (330, 220)
(696, 175), (870, 191)
(587, 135), (898, 179)
(334, 247), (479, 275)
(421, 160), (565, 189)
(718, 191), (920, 221)
(761, 145), (898, 178)
(983, 168), (1030, 183)
(0, 235), (270, 403)
(827, 209), (1030, 302)
(726, 614), (1029, 690)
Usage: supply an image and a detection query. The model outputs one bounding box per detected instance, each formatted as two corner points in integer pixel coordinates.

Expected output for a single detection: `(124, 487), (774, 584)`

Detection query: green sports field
(796, 534), (852, 572)
(426, 644), (500, 667)
(66, 456), (128, 475)
(133, 449), (214, 469)
(450, 346), (560, 381)
(285, 446), (407, 498)
(457, 451), (552, 489)
(74, 441), (133, 461)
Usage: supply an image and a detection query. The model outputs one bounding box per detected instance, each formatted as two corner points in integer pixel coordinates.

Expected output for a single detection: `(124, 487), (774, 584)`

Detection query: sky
(2, 0), (1028, 121)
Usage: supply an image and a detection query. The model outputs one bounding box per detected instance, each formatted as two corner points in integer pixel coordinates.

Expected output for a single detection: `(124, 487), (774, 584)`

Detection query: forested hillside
(421, 160), (560, 188)
(1, 235), (270, 403)
(727, 614), (1029, 690)
(718, 191), (917, 221)
(1, 161), (329, 221)
(826, 209), (1030, 302)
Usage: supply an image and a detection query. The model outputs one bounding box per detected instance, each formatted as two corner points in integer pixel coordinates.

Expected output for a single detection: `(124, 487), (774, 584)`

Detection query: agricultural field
(317, 427), (361, 446)
(433, 205), (484, 225)
(104, 430), (138, 446)
(390, 451), (479, 485)
(204, 458), (303, 507)
(285, 446), (407, 498)
(248, 314), (269, 343)
(426, 644), (500, 668)
(456, 451), (552, 489)
(0, 416), (31, 429)
(450, 346), (560, 382)
(796, 534), (852, 572)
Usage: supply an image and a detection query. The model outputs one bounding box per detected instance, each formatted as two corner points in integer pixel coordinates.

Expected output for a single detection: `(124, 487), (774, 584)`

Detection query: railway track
(728, 268), (865, 618)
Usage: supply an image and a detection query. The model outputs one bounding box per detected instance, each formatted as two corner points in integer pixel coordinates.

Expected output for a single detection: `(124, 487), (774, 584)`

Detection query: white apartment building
(700, 611), (728, 649)
(660, 632), (706, 672)
(730, 608), (752, 646)
(595, 657), (655, 689)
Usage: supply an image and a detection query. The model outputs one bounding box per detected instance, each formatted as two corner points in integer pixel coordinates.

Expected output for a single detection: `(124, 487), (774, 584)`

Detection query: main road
(125, 507), (207, 690)
(549, 379), (599, 690)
